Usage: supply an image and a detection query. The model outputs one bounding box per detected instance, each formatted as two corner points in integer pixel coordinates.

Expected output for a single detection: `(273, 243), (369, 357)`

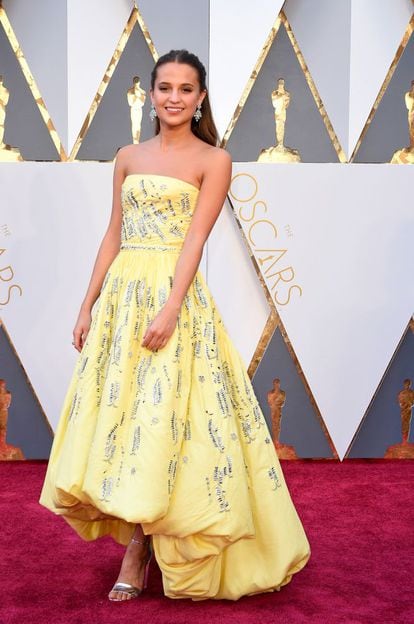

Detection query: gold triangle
(0, 5), (67, 160)
(69, 4), (158, 161)
(221, 10), (346, 162)
(350, 15), (414, 162)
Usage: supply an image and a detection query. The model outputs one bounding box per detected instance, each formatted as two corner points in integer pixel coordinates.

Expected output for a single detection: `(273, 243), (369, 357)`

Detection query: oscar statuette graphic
(0, 76), (23, 162)
(267, 378), (298, 459)
(384, 379), (414, 458)
(127, 76), (146, 144)
(258, 78), (301, 163)
(0, 380), (24, 460)
(390, 80), (414, 164)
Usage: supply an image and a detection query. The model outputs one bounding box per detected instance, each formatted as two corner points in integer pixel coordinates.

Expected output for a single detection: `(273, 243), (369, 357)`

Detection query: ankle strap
(131, 536), (150, 545)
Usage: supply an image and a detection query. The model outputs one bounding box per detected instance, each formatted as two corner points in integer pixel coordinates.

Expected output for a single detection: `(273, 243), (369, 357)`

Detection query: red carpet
(1, 459), (413, 624)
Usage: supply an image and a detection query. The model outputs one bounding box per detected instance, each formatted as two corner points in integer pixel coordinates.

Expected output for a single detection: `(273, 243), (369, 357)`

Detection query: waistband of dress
(120, 242), (182, 253)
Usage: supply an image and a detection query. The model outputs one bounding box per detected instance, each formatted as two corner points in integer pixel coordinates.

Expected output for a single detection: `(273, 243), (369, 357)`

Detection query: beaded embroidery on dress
(39, 174), (310, 600)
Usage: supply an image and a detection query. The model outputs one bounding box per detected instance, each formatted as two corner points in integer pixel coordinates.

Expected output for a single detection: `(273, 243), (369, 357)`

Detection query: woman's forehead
(155, 62), (199, 84)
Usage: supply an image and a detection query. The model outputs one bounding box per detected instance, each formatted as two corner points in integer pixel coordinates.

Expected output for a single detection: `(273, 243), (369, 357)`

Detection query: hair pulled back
(150, 49), (219, 147)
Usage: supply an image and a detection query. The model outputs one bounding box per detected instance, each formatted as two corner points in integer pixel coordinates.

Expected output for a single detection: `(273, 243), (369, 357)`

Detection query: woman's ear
(198, 89), (207, 107)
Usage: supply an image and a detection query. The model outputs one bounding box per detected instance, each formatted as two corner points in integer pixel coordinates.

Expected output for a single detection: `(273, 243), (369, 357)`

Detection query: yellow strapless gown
(39, 174), (310, 600)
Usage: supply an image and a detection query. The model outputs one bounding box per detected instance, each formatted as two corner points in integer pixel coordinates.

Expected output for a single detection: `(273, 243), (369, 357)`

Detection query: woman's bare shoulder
(199, 144), (232, 168)
(196, 145), (232, 191)
(117, 140), (154, 158)
(115, 143), (137, 163)
(115, 140), (155, 171)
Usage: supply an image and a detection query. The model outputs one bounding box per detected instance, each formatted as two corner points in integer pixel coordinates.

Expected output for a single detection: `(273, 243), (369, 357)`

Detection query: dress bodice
(121, 174), (200, 251)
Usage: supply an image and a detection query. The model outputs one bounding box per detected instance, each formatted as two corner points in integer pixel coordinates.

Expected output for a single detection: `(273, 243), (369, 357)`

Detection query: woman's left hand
(141, 303), (180, 352)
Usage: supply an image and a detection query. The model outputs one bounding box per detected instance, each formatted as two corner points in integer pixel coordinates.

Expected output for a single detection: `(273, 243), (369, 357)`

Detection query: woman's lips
(165, 107), (183, 114)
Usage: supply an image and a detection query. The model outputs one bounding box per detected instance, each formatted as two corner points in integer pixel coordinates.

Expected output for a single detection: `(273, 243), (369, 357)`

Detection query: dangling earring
(193, 103), (202, 122)
(149, 104), (157, 121)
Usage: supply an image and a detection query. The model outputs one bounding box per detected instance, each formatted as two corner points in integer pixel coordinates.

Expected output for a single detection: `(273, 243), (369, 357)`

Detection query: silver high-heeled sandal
(108, 536), (153, 602)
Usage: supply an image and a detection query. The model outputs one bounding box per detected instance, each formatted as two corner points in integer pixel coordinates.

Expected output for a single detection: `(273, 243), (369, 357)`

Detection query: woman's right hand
(72, 307), (92, 352)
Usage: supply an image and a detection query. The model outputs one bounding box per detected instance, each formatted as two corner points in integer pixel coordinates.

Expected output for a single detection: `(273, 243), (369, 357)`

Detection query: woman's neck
(156, 124), (195, 151)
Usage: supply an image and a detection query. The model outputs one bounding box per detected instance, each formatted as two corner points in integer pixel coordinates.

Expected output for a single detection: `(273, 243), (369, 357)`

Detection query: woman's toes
(109, 589), (121, 600)
(110, 590), (133, 601)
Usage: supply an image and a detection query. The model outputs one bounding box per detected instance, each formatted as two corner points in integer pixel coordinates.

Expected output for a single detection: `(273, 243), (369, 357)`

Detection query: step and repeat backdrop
(0, 0), (413, 460)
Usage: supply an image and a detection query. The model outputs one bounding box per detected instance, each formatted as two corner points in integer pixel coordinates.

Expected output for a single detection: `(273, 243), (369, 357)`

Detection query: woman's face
(151, 62), (206, 127)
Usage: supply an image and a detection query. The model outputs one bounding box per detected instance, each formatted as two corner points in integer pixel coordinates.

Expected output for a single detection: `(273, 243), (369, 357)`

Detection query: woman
(39, 49), (311, 602)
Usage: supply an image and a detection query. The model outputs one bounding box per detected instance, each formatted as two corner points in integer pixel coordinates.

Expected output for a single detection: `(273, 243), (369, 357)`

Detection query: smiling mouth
(165, 107), (183, 112)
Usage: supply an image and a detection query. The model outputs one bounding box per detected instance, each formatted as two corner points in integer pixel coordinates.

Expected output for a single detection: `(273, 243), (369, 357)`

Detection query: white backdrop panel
(67, 0), (134, 154)
(138, 0), (209, 62)
(1, 163), (112, 428)
(349, 0), (413, 156)
(230, 162), (414, 458)
(3, 0), (68, 152)
(209, 0), (285, 139)
(284, 0), (351, 157)
(206, 200), (270, 368)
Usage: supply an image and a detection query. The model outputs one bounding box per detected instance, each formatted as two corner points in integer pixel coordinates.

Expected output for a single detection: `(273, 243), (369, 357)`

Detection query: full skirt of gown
(39, 174), (311, 600)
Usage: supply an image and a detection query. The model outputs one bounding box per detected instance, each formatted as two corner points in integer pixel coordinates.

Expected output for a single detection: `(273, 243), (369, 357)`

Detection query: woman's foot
(108, 537), (151, 601)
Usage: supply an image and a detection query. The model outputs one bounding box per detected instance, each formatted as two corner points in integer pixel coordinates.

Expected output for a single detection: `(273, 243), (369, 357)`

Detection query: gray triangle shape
(347, 321), (414, 458)
(0, 21), (60, 160)
(226, 23), (339, 163)
(252, 325), (335, 458)
(76, 21), (155, 161)
(0, 323), (53, 459)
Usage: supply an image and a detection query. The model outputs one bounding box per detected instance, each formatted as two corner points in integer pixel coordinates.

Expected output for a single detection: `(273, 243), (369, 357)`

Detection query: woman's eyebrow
(157, 81), (195, 87)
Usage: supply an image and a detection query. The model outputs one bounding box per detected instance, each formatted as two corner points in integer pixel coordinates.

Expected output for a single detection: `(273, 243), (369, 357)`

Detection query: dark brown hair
(150, 49), (219, 147)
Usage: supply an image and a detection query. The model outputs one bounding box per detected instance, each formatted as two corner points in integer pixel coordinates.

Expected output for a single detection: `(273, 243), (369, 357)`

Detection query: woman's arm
(73, 149), (126, 351)
(141, 148), (232, 352)
(166, 148), (232, 311)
